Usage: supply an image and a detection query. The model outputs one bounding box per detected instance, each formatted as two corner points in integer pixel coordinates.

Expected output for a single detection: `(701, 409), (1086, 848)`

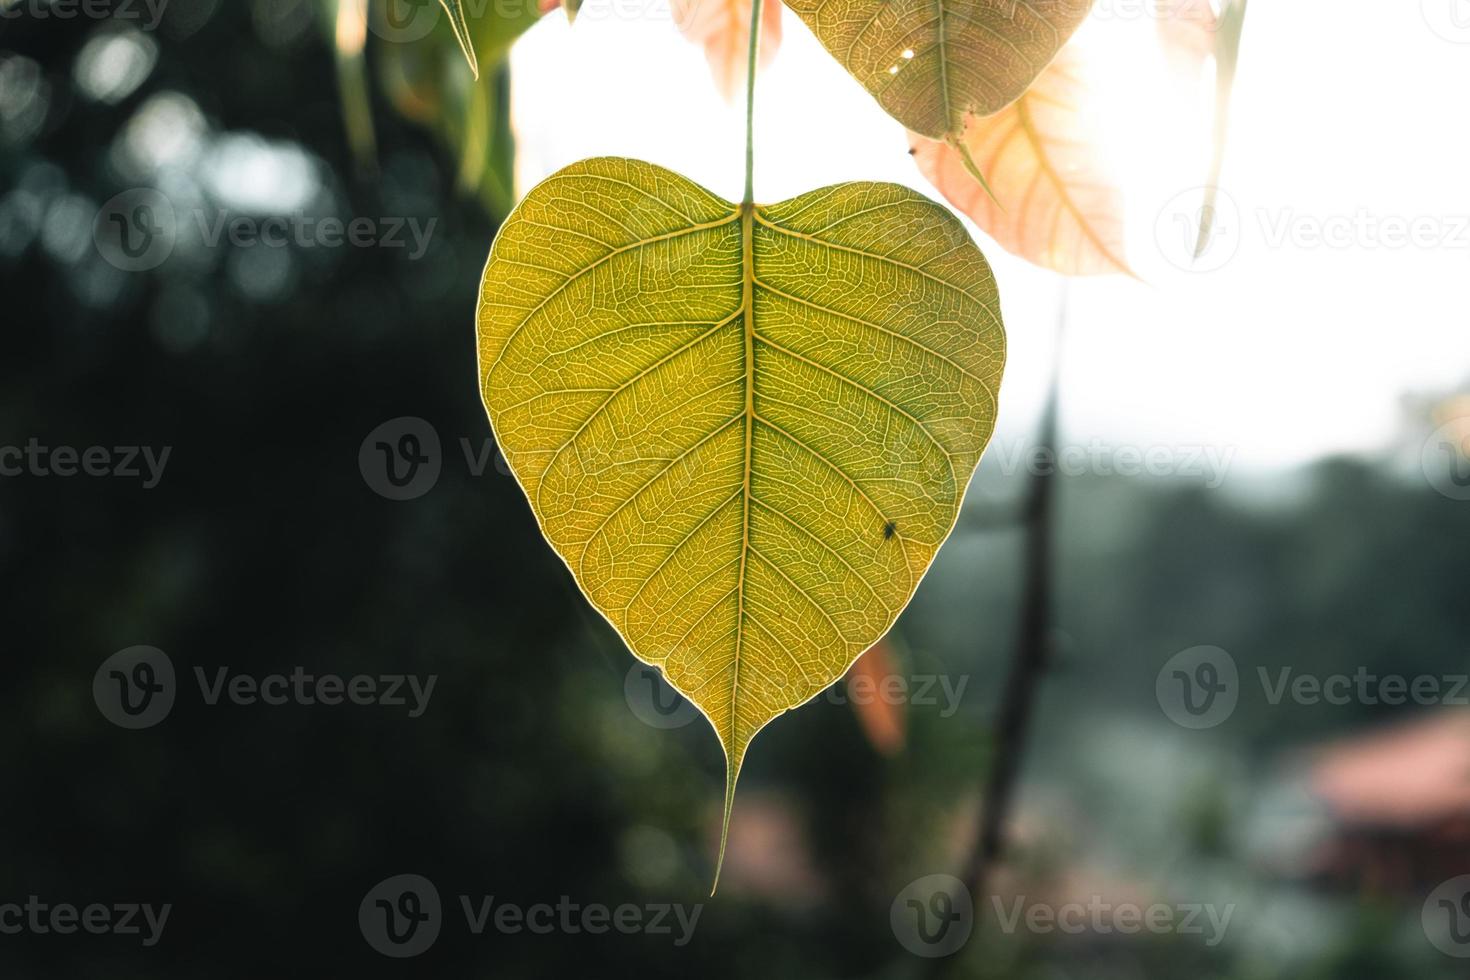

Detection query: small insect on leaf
(883, 520), (898, 540)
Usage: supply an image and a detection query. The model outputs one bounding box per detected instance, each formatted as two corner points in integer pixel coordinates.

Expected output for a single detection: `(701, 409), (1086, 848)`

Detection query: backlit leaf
(673, 0), (783, 102)
(784, 0), (1093, 138)
(910, 46), (1131, 276)
(477, 158), (1005, 884)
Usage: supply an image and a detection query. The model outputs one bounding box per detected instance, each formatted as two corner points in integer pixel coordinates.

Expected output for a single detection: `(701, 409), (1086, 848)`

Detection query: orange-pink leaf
(846, 640), (906, 757)
(672, 0), (782, 102)
(910, 46), (1131, 277)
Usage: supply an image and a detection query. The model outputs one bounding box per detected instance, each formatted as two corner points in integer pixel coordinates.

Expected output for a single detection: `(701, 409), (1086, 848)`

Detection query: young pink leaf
(910, 46), (1132, 277)
(673, 0), (783, 102)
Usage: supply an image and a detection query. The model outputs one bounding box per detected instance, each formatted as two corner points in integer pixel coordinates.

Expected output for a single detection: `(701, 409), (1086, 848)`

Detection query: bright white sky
(509, 0), (1470, 470)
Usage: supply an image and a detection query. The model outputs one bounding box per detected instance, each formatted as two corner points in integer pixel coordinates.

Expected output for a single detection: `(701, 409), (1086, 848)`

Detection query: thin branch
(926, 283), (1068, 977)
(742, 0), (763, 206)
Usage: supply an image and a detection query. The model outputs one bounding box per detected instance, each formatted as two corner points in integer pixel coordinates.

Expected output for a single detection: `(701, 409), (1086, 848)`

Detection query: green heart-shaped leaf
(477, 158), (1005, 883)
(784, 0), (1094, 138)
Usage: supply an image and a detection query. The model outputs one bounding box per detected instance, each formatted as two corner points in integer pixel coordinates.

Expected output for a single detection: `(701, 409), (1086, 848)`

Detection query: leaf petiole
(743, 0), (763, 206)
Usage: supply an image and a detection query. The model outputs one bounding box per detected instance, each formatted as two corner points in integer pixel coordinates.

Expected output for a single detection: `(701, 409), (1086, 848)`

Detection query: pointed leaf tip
(439, 0), (480, 78)
(711, 753), (740, 896)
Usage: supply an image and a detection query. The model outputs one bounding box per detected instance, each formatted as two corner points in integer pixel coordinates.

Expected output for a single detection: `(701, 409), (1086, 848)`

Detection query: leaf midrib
(1013, 91), (1133, 276)
(510, 193), (990, 747)
(733, 201), (756, 751)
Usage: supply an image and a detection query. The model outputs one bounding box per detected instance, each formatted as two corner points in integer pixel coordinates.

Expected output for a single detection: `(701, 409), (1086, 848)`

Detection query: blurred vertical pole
(332, 0), (379, 179)
(930, 282), (1068, 977)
